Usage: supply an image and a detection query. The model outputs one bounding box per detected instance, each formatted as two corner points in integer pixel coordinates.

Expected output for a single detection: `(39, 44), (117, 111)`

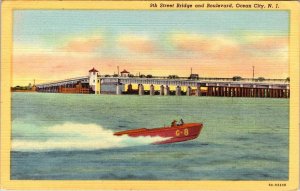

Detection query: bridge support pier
(116, 83), (122, 95)
(186, 86), (191, 96)
(215, 87), (220, 96)
(127, 84), (133, 93)
(224, 87), (228, 97)
(220, 87), (224, 96)
(212, 87), (216, 96)
(196, 84), (201, 96)
(246, 88), (250, 97)
(138, 84), (144, 96)
(164, 85), (170, 96)
(218, 87), (221, 96)
(237, 87), (241, 97)
(243, 88), (247, 97)
(160, 85), (164, 96)
(260, 88), (265, 97)
(207, 87), (212, 96)
(229, 87), (233, 97)
(150, 84), (155, 96)
(258, 88), (261, 97)
(279, 89), (284, 98)
(254, 88), (258, 97)
(284, 89), (289, 98)
(269, 89), (273, 98)
(176, 86), (181, 96)
(276, 89), (280, 98)
(233, 88), (237, 97)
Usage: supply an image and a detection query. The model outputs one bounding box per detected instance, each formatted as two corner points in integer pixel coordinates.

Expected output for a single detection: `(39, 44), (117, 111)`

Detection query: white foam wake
(12, 122), (167, 152)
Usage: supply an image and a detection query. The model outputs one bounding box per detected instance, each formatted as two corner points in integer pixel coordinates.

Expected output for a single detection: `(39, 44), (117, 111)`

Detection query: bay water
(11, 92), (289, 180)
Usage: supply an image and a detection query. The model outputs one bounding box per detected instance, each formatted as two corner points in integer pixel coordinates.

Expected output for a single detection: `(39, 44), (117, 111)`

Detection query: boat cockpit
(171, 119), (184, 127)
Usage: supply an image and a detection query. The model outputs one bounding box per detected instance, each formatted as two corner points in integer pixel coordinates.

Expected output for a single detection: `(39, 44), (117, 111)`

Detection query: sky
(13, 10), (289, 86)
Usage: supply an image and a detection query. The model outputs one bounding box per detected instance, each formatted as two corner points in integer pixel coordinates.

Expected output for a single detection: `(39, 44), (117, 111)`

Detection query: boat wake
(12, 122), (167, 152)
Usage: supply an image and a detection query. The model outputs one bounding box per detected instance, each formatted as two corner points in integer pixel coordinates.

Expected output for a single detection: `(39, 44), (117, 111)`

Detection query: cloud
(170, 33), (239, 52)
(118, 35), (156, 53)
(14, 35), (104, 56)
(62, 36), (103, 53)
(169, 33), (241, 60)
(245, 36), (288, 51)
(169, 32), (289, 62)
(13, 43), (55, 55)
(12, 32), (289, 86)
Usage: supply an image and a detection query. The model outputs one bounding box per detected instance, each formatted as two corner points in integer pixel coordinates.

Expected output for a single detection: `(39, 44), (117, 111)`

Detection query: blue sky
(14, 10), (289, 44)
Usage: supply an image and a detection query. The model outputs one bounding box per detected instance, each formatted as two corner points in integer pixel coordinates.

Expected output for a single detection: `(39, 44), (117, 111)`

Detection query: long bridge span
(36, 74), (289, 98)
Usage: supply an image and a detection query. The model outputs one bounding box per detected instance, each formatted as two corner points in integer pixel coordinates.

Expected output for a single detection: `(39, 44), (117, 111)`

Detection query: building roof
(89, 67), (99, 72)
(120, 69), (130, 73)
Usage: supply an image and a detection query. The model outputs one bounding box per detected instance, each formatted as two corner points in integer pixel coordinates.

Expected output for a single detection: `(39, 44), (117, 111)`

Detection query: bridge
(35, 68), (289, 98)
(36, 76), (91, 93)
(101, 77), (289, 98)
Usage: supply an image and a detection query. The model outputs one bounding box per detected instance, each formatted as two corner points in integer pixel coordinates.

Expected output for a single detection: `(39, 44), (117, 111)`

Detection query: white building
(120, 69), (130, 77)
(89, 67), (100, 94)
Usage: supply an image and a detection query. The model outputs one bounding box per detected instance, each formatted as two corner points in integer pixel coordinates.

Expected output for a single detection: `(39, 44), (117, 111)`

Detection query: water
(11, 92), (289, 180)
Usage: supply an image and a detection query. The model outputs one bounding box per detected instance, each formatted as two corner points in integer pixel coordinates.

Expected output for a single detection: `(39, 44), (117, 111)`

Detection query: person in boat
(180, 119), (184, 125)
(177, 119), (184, 126)
(171, 120), (177, 127)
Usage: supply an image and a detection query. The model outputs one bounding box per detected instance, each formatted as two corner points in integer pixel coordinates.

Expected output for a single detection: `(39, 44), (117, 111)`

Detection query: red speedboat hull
(114, 123), (203, 144)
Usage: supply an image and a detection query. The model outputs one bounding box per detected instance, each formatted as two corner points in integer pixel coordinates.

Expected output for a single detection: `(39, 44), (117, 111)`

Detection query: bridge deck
(36, 76), (89, 88)
(101, 77), (289, 89)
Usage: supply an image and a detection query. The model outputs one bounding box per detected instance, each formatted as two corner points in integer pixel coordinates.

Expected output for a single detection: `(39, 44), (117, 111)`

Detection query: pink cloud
(246, 36), (288, 51)
(62, 37), (103, 53)
(12, 50), (288, 86)
(170, 33), (240, 59)
(118, 35), (156, 53)
(171, 34), (238, 51)
(12, 34), (288, 86)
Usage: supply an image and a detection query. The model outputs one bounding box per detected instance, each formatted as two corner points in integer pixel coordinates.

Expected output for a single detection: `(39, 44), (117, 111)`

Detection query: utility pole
(252, 66), (255, 79)
(191, 67), (192, 75)
(117, 66), (119, 76)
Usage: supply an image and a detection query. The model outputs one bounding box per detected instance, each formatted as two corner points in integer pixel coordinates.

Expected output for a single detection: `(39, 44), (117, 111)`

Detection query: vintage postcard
(0, 0), (299, 190)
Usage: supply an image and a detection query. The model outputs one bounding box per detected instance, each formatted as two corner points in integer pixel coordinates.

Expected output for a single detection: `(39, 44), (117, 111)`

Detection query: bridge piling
(207, 87), (212, 96)
(196, 84), (201, 96)
(138, 84), (144, 96)
(216, 87), (220, 96)
(164, 85), (170, 96)
(239, 87), (242, 97)
(186, 86), (191, 96)
(116, 84), (122, 95)
(127, 84), (133, 93)
(160, 85), (164, 96)
(150, 84), (155, 96)
(176, 86), (181, 96)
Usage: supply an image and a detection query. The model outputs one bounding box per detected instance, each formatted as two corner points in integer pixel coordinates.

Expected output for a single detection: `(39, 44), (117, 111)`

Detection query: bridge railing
(99, 76), (289, 84)
(36, 76), (89, 87)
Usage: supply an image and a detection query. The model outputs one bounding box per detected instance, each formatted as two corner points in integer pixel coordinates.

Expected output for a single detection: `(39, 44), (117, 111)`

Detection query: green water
(11, 92), (289, 180)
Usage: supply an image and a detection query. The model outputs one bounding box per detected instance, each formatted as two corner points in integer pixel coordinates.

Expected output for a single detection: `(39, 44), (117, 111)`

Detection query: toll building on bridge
(120, 69), (130, 77)
(88, 67), (100, 94)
